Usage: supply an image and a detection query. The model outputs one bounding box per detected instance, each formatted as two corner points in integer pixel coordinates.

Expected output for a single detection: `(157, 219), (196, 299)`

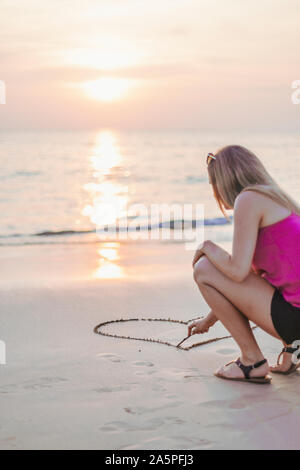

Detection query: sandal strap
(283, 345), (299, 354)
(277, 345), (300, 365)
(236, 358), (267, 380)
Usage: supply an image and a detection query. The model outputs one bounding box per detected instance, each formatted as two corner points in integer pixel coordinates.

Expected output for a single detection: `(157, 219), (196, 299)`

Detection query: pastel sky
(1, 0), (300, 131)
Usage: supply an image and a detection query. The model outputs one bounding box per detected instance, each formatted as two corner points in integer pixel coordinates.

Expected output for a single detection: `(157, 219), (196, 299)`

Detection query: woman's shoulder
(234, 190), (292, 227)
(232, 191), (264, 228)
(234, 190), (266, 211)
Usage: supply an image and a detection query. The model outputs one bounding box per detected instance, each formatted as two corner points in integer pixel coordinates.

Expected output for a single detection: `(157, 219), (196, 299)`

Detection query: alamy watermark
(291, 80), (300, 104)
(0, 80), (6, 104)
(0, 340), (6, 365)
(94, 203), (205, 250)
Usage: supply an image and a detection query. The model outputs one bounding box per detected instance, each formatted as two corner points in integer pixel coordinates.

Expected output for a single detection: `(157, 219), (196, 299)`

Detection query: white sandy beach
(3, 0), (300, 453)
(1, 241), (300, 450)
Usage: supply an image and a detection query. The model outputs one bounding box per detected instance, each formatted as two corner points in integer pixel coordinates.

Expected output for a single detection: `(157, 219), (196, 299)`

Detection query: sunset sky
(1, 0), (300, 131)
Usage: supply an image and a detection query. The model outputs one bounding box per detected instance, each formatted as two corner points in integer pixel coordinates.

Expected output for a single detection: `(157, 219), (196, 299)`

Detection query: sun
(82, 77), (135, 102)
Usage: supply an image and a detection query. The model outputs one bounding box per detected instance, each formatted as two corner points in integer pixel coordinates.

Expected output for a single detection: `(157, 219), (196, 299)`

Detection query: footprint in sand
(183, 374), (209, 381)
(132, 360), (156, 376)
(23, 377), (67, 390)
(156, 367), (209, 382)
(164, 416), (185, 425)
(0, 377), (67, 394)
(93, 384), (133, 394)
(97, 353), (125, 363)
(198, 398), (248, 411)
(182, 366), (210, 379)
(98, 421), (125, 433)
(99, 417), (165, 433)
(132, 361), (154, 367)
(122, 402), (182, 416)
(171, 435), (213, 449)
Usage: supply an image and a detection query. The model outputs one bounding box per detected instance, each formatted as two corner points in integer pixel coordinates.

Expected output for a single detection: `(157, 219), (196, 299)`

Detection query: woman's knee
(193, 255), (214, 284)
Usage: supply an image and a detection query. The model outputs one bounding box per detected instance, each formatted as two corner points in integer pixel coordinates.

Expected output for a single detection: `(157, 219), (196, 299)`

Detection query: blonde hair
(207, 145), (300, 219)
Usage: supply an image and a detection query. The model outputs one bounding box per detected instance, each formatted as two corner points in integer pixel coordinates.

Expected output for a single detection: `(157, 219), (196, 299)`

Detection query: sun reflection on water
(90, 131), (122, 173)
(83, 131), (128, 279)
(99, 247), (119, 261)
(93, 242), (124, 279)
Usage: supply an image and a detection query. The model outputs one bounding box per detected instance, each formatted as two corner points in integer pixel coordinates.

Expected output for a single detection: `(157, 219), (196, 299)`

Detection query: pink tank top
(252, 212), (300, 307)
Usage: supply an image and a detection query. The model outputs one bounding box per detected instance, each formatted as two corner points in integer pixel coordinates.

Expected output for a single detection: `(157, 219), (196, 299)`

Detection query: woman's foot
(215, 356), (270, 380)
(270, 350), (294, 373)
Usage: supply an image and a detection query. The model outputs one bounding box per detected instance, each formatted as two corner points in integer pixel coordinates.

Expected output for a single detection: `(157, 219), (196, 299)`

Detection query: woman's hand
(187, 316), (212, 336)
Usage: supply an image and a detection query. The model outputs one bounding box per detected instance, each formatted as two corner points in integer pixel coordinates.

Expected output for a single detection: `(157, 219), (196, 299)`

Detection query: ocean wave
(0, 215), (232, 246)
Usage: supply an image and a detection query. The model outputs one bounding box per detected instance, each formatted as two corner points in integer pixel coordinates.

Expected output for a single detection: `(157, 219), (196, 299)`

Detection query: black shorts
(271, 289), (300, 345)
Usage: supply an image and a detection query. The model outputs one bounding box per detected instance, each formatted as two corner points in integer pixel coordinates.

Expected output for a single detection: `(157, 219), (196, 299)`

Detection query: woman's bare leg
(193, 256), (280, 379)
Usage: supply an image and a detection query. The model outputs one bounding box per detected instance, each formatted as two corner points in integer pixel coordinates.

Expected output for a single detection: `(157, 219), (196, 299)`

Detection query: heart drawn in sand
(93, 317), (233, 351)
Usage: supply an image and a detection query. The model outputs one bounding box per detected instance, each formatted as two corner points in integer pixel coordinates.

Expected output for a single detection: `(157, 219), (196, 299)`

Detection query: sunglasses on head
(206, 152), (216, 165)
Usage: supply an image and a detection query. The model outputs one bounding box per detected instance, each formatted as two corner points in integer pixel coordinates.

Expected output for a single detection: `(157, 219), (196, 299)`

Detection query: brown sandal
(272, 345), (300, 375)
(215, 358), (272, 384)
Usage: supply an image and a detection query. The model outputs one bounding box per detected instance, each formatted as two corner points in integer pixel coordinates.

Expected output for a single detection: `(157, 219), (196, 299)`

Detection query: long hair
(207, 145), (300, 219)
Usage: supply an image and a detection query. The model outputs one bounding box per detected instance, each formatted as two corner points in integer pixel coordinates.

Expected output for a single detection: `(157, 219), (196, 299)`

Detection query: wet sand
(1, 242), (300, 450)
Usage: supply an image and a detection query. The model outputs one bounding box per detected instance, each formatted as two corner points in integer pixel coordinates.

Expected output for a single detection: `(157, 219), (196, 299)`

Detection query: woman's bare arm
(199, 191), (262, 282)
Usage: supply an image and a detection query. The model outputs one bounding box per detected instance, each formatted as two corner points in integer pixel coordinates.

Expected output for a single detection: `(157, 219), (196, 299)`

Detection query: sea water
(1, 129), (300, 247)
